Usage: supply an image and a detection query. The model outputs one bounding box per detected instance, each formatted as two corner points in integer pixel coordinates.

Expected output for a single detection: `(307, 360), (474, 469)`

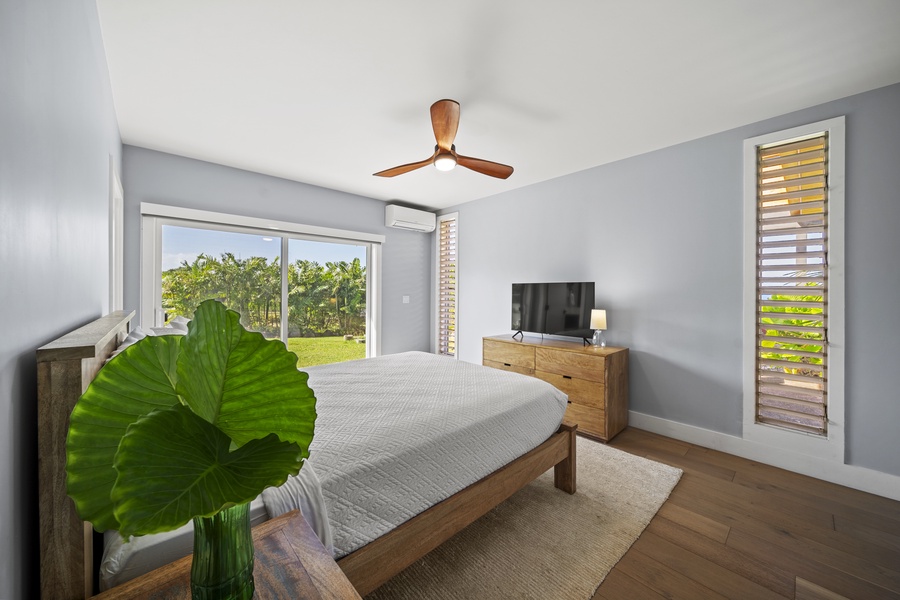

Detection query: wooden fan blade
(373, 152), (437, 177)
(431, 99), (460, 152)
(456, 154), (514, 179)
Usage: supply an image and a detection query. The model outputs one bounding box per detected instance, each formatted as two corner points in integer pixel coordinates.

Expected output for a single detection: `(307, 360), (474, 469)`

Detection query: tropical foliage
(65, 300), (317, 537)
(759, 291), (825, 377)
(162, 254), (366, 338)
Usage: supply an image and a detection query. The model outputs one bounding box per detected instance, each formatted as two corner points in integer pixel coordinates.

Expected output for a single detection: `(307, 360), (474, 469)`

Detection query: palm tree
(288, 260), (330, 336)
(326, 258), (366, 334)
(258, 258), (281, 335)
(161, 251), (366, 339)
(162, 254), (216, 320)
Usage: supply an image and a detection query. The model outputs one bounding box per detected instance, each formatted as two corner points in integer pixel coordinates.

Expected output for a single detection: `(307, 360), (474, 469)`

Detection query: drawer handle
(563, 375), (572, 379)
(504, 363), (511, 367)
(567, 400), (572, 404)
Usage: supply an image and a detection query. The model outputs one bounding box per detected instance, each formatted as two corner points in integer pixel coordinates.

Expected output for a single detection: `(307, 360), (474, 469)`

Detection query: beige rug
(366, 436), (682, 600)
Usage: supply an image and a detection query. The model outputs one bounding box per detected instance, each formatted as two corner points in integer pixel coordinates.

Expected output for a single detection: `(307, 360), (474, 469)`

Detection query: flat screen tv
(511, 282), (595, 339)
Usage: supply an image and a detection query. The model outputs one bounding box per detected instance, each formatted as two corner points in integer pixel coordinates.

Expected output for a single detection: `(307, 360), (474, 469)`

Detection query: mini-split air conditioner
(385, 204), (436, 232)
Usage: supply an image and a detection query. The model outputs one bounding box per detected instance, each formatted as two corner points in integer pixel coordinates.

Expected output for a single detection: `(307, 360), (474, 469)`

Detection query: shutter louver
(438, 216), (457, 357)
(755, 134), (828, 435)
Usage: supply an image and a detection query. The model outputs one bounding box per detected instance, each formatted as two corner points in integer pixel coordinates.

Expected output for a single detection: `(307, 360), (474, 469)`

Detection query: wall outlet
(402, 295), (410, 304)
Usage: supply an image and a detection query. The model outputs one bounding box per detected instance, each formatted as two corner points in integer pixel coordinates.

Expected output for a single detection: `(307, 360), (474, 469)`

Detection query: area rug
(366, 436), (682, 600)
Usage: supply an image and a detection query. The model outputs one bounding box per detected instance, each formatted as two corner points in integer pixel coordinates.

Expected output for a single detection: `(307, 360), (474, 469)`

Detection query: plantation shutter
(755, 134), (828, 435)
(437, 215), (457, 357)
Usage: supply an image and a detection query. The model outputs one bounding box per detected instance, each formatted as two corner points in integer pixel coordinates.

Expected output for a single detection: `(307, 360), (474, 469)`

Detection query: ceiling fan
(373, 99), (514, 179)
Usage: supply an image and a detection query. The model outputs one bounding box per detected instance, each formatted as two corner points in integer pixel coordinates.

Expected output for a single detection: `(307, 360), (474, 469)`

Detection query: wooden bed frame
(37, 311), (577, 599)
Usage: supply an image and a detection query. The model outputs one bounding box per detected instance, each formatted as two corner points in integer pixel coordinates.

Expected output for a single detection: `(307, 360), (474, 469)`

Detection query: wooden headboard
(37, 310), (134, 600)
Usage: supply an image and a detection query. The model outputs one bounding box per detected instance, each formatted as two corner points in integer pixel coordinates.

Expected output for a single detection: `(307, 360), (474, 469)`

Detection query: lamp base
(592, 329), (606, 347)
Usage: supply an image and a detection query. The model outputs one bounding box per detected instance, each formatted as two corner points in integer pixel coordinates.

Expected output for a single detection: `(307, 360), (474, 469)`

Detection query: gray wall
(0, 0), (122, 596)
(448, 82), (900, 478)
(122, 146), (432, 356)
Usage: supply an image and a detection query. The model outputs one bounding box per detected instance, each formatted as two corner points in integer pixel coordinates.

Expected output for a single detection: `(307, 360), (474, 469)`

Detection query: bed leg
(554, 422), (577, 494)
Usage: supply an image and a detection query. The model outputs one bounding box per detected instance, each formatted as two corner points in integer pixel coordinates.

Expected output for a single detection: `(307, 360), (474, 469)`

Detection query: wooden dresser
(483, 335), (629, 442)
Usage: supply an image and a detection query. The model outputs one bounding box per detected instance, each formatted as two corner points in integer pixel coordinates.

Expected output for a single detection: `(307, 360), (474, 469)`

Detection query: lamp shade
(590, 309), (607, 330)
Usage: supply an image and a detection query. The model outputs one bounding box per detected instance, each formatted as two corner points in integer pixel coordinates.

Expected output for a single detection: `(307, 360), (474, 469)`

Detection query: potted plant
(65, 300), (317, 599)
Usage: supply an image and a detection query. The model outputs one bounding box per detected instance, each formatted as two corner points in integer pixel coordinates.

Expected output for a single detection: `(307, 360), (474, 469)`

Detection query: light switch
(402, 295), (410, 304)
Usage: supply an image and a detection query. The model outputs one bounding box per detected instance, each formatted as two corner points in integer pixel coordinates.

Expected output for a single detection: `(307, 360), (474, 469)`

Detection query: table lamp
(590, 309), (607, 347)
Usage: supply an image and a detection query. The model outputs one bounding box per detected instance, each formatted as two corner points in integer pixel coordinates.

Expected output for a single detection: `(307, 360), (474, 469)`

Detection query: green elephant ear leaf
(112, 404), (304, 537)
(66, 299), (317, 536)
(66, 335), (183, 531)
(177, 300), (316, 453)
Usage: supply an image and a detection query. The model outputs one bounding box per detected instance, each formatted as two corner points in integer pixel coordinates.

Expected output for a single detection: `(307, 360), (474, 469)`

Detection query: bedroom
(3, 1), (900, 599)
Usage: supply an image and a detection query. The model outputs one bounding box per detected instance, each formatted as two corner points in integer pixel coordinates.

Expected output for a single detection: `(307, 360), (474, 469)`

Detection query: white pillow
(168, 315), (191, 332)
(99, 520), (193, 590)
(100, 498), (270, 590)
(99, 460), (332, 588)
(149, 326), (187, 336)
(107, 326), (152, 362)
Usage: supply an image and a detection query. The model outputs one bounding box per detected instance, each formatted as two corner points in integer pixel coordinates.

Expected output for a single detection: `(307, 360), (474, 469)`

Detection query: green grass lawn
(288, 336), (366, 368)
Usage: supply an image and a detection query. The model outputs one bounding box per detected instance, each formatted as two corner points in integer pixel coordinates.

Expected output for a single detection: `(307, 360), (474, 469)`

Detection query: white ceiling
(97, 1), (900, 211)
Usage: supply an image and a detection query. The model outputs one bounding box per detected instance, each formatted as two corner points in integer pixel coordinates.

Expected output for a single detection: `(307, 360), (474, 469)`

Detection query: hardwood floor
(593, 427), (900, 600)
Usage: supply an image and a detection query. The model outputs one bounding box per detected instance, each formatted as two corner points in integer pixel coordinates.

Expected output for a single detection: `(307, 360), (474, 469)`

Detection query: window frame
(742, 117), (845, 462)
(108, 157), (124, 312)
(435, 212), (458, 358)
(140, 202), (384, 358)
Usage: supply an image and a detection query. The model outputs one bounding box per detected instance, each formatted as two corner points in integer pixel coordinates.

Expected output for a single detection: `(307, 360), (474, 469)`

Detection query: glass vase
(190, 502), (255, 600)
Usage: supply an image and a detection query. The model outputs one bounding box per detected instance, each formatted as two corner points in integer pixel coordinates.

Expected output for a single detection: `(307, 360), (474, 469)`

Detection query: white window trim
(108, 157), (124, 312)
(742, 116), (845, 463)
(434, 212), (459, 357)
(140, 202), (384, 358)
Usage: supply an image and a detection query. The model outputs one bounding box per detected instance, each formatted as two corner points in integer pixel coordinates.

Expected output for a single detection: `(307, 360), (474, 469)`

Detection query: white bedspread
(101, 350), (567, 585)
(303, 351), (568, 558)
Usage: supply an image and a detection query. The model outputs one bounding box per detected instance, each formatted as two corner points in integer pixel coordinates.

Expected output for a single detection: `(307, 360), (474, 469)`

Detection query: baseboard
(629, 411), (900, 502)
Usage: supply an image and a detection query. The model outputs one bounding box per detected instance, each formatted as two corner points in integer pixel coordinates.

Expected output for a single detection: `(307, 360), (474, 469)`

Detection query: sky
(161, 225), (366, 271)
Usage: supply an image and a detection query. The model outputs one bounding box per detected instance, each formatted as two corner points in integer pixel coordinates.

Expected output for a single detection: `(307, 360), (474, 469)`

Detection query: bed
(37, 310), (577, 598)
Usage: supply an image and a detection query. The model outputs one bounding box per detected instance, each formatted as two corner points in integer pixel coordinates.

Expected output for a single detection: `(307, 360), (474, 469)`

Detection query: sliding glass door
(143, 206), (381, 367)
(286, 239), (367, 366)
(161, 225), (283, 337)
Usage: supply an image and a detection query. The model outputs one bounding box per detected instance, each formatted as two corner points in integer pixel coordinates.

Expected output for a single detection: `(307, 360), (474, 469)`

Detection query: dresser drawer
(482, 336), (628, 442)
(535, 348), (605, 383)
(484, 359), (534, 377)
(564, 402), (606, 440)
(483, 339), (535, 369)
(534, 370), (604, 408)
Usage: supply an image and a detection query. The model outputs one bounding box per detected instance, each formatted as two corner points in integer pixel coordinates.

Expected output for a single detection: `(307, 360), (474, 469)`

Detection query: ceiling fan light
(434, 153), (457, 172)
